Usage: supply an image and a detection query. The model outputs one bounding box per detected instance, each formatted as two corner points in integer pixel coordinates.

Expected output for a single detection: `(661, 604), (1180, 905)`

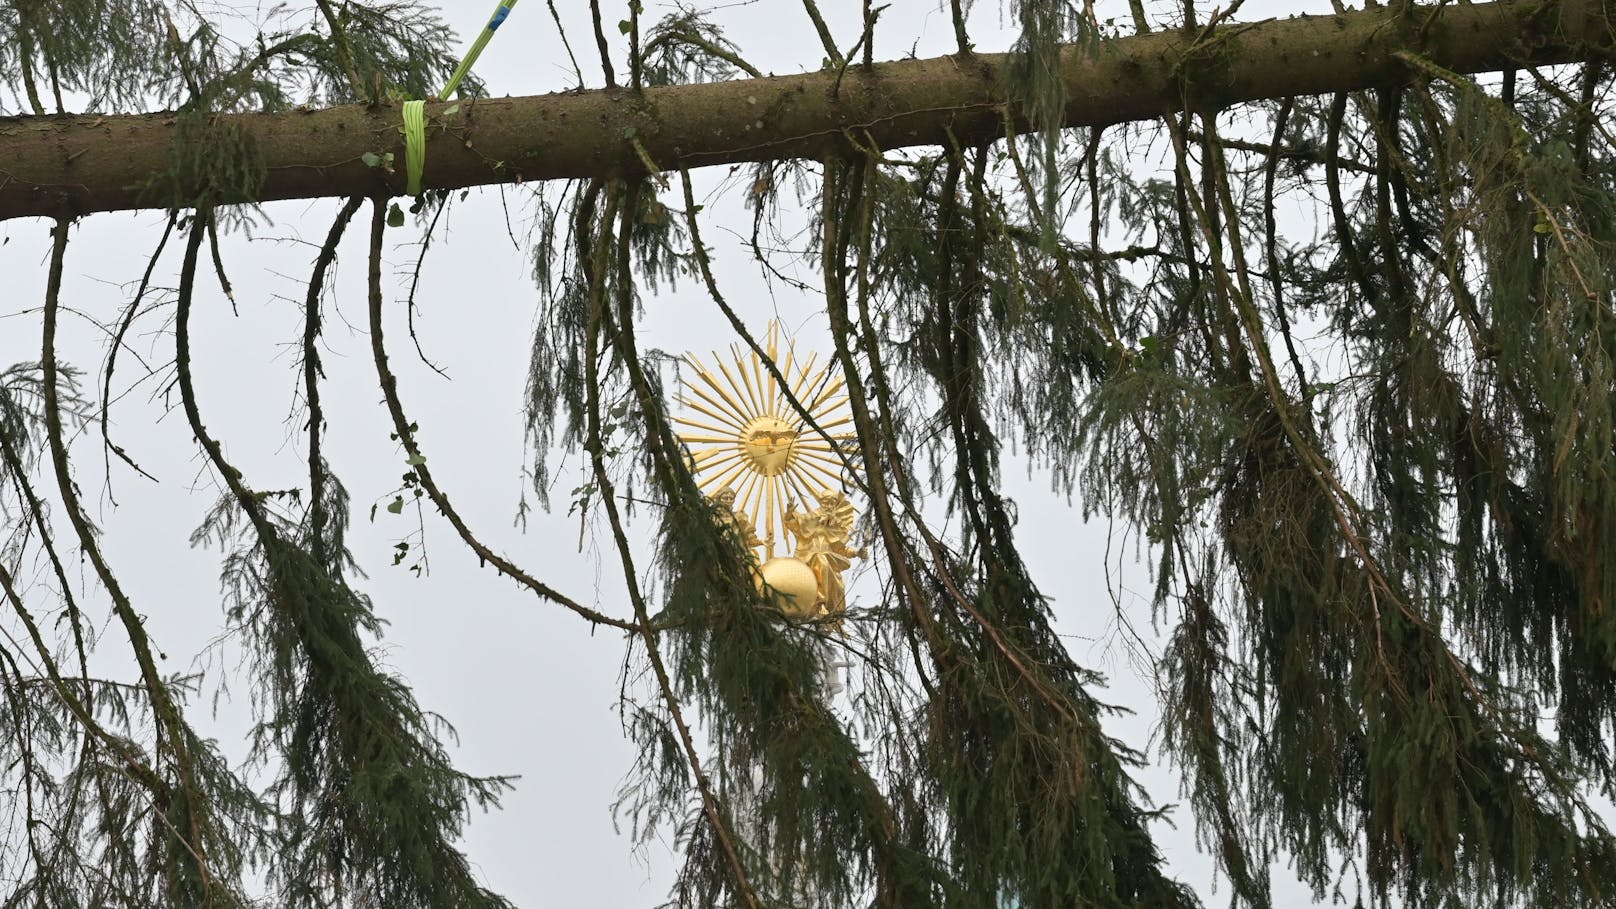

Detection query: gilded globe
(756, 556), (819, 618)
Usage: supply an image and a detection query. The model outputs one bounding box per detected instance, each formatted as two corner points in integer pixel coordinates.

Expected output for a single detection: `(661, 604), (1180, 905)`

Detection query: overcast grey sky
(0, 0), (1367, 904)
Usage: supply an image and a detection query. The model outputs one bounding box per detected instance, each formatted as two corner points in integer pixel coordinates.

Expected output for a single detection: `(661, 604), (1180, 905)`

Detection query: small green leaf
(387, 202), (405, 227)
(405, 453), (427, 466)
(618, 18), (632, 34)
(1533, 219), (1552, 234)
(361, 151), (381, 167)
(386, 496), (404, 514)
(442, 103), (459, 116)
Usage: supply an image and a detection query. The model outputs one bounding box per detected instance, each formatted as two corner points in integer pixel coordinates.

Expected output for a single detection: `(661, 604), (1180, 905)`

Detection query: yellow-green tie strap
(403, 99), (426, 196)
(401, 0), (520, 198)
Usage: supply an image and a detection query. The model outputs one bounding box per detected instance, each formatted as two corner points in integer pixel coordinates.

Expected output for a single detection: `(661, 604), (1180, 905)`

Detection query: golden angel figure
(711, 485), (763, 553)
(783, 491), (862, 623)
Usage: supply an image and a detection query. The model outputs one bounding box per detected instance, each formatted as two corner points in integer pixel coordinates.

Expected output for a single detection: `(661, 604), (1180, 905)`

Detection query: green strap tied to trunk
(403, 0), (520, 197)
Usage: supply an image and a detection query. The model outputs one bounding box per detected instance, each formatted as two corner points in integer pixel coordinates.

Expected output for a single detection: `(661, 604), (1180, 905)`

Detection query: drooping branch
(1, 0), (1610, 221)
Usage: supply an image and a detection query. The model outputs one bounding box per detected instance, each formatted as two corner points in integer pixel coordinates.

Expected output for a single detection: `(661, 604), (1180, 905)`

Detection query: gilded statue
(711, 485), (762, 553)
(782, 491), (862, 624)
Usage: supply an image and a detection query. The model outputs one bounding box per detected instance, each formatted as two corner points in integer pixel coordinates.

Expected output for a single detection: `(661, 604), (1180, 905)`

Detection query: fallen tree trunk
(0, 0), (1609, 221)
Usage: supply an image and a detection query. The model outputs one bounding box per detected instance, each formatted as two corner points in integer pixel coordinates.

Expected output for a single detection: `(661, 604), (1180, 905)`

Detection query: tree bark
(0, 0), (1609, 221)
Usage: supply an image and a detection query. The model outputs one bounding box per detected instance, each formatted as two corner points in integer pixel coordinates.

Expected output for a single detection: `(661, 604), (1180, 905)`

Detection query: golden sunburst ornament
(676, 324), (855, 564)
(678, 324), (868, 632)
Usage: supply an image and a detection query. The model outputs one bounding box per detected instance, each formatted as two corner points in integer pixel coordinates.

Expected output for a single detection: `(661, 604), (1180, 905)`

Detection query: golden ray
(683, 388), (752, 430)
(794, 351), (819, 386)
(689, 364), (756, 416)
(693, 456), (741, 476)
(808, 383), (843, 411)
(736, 469), (763, 519)
(794, 453), (841, 481)
(794, 457), (844, 490)
(764, 323), (781, 370)
(809, 379), (846, 413)
(685, 370), (753, 420)
(797, 469), (848, 493)
(771, 347), (795, 413)
(749, 343), (774, 415)
(763, 474), (778, 559)
(734, 347), (767, 415)
(694, 451), (747, 473)
(708, 460), (751, 498)
(792, 375), (834, 421)
(814, 393), (851, 416)
(687, 451), (727, 466)
(772, 347), (820, 417)
(799, 450), (846, 469)
(795, 355), (831, 389)
(764, 347), (789, 414)
(796, 368), (831, 406)
(796, 451), (847, 472)
(709, 450), (751, 483)
(796, 453), (845, 484)
(718, 355), (766, 418)
(695, 456), (734, 488)
(676, 413), (747, 437)
(755, 350), (783, 418)
(689, 367), (756, 425)
(782, 472), (818, 518)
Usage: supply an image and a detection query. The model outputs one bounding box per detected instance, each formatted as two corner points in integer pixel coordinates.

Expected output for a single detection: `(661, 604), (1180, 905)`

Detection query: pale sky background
(0, 0), (1375, 905)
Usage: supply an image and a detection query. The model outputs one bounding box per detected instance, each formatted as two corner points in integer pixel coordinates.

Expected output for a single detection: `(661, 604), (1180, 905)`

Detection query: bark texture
(0, 0), (1609, 220)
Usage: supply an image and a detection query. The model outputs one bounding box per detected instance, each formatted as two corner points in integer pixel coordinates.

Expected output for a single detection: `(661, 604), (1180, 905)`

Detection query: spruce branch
(364, 197), (638, 632)
(41, 215), (221, 905)
(583, 179), (763, 909)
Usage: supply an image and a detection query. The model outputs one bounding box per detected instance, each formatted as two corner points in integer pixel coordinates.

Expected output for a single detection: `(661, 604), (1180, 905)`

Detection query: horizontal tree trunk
(0, 0), (1609, 221)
